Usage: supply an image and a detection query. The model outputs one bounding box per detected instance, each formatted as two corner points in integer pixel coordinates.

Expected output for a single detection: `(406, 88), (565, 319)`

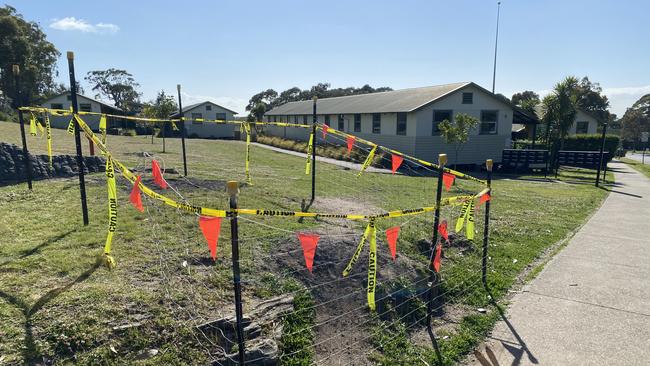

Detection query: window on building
(325, 115), (330, 126)
(79, 103), (92, 112)
(396, 112), (407, 135)
(462, 92), (473, 104)
(191, 112), (203, 124)
(216, 113), (226, 121)
(66, 95), (72, 101)
(294, 115), (299, 124)
(372, 113), (381, 134)
(51, 103), (63, 110)
(480, 110), (498, 135)
(432, 110), (452, 135)
(354, 114), (361, 132)
(338, 115), (345, 131)
(206, 104), (212, 111)
(273, 116), (277, 122)
(576, 121), (589, 134)
(303, 115), (308, 124)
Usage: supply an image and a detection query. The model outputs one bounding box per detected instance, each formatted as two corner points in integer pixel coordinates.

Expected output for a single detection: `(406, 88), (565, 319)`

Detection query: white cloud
(50, 17), (119, 34)
(181, 92), (247, 115)
(602, 85), (650, 97)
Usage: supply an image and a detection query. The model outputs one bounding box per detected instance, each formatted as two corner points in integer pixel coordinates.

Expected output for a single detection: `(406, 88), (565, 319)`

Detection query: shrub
(564, 134), (620, 159)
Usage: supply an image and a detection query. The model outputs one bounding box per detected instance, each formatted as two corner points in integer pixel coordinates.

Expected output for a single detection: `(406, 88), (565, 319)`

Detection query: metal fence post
(482, 159), (493, 289)
(67, 52), (89, 226)
(12, 64), (33, 190)
(426, 153), (446, 365)
(227, 181), (246, 365)
(596, 123), (608, 187)
(177, 84), (188, 176)
(162, 121), (166, 153)
(311, 96), (317, 203)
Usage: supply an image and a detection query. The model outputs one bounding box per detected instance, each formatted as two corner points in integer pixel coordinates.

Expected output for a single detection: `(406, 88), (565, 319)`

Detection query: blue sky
(9, 0), (650, 116)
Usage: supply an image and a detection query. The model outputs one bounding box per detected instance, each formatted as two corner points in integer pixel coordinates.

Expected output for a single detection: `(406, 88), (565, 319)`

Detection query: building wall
(42, 94), (103, 130)
(569, 110), (598, 135)
(263, 85), (513, 164)
(183, 103), (236, 138)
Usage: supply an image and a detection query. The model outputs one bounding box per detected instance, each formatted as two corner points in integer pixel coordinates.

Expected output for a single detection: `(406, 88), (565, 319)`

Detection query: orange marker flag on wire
(478, 193), (491, 206)
(346, 136), (356, 156)
(129, 176), (144, 212)
(438, 220), (449, 242)
(385, 226), (400, 261)
(151, 159), (168, 189)
(297, 233), (320, 273)
(433, 241), (443, 272)
(391, 154), (404, 174)
(321, 125), (329, 140)
(199, 216), (222, 260)
(442, 172), (455, 191)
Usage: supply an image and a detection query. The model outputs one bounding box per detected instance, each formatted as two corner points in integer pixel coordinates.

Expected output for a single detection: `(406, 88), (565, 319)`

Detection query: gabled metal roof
(41, 92), (123, 112)
(171, 101), (238, 117)
(266, 82), (474, 115)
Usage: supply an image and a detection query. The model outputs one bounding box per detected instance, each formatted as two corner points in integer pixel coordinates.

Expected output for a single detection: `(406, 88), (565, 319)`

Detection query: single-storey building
(264, 82), (518, 165)
(171, 101), (238, 139)
(40, 92), (123, 131)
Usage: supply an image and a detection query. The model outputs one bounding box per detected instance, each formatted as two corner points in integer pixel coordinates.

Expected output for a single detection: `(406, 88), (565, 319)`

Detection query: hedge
(563, 134), (620, 159)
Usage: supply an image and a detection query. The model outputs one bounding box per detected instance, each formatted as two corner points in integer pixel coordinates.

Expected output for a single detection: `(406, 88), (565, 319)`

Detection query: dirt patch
(309, 197), (383, 216)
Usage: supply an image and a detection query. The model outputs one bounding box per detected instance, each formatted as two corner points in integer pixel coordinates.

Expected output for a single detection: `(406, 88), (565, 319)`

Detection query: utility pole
(491, 1), (501, 94)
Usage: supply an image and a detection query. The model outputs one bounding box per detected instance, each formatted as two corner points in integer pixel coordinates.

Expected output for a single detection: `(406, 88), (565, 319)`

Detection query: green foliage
(279, 292), (315, 365)
(511, 90), (540, 114)
(84, 69), (142, 113)
(142, 90), (177, 119)
(563, 134), (620, 159)
(0, 6), (60, 105)
(438, 113), (479, 166)
(621, 94), (650, 143)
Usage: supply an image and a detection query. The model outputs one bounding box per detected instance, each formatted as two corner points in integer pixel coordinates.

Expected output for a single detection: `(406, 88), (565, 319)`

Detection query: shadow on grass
(0, 229), (75, 268)
(0, 260), (101, 363)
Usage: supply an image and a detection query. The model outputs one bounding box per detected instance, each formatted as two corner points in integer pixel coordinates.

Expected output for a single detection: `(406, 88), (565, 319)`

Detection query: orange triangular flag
(438, 220), (449, 241)
(297, 233), (320, 273)
(129, 175), (144, 212)
(322, 125), (329, 140)
(433, 240), (442, 272)
(391, 154), (403, 174)
(151, 159), (168, 189)
(385, 226), (399, 261)
(199, 216), (222, 260)
(479, 193), (491, 206)
(442, 172), (455, 191)
(346, 136), (355, 156)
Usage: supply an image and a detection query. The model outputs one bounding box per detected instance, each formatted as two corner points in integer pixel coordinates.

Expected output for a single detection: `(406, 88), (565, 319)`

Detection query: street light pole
(491, 1), (501, 94)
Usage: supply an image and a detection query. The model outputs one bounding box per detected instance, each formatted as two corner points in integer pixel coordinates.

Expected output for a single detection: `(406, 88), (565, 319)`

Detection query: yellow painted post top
(313, 96), (317, 102)
(486, 159), (493, 171)
(67, 51), (74, 60)
(439, 153), (448, 166)
(12, 65), (19, 74)
(226, 181), (239, 197)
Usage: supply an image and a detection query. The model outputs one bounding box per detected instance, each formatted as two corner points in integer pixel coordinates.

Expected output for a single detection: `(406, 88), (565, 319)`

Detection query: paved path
(470, 161), (650, 366)
(626, 152), (650, 165)
(252, 142), (394, 174)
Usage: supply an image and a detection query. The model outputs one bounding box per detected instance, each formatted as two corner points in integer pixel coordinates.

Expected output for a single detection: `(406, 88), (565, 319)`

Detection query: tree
(142, 90), (177, 118)
(574, 77), (612, 123)
(85, 68), (141, 113)
(511, 90), (540, 114)
(438, 113), (480, 168)
(541, 77), (579, 162)
(0, 6), (60, 107)
(621, 94), (650, 147)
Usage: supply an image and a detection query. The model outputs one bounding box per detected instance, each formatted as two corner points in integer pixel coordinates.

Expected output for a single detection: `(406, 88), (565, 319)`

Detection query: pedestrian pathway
(470, 161), (650, 366)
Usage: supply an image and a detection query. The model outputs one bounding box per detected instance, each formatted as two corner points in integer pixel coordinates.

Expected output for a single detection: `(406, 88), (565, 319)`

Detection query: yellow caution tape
(44, 113), (52, 168)
(29, 113), (37, 136)
(455, 200), (470, 233)
(343, 222), (373, 276)
(244, 123), (252, 185)
(104, 157), (118, 269)
(466, 200), (475, 240)
(305, 131), (314, 175)
(357, 145), (377, 177)
(367, 220), (377, 311)
(67, 118), (75, 135)
(171, 121), (179, 131)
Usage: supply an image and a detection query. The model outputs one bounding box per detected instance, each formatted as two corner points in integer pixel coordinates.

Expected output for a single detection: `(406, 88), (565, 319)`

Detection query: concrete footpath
(470, 161), (650, 366)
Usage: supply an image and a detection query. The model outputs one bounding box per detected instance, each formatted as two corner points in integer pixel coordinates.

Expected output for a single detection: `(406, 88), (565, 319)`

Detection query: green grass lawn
(0, 120), (609, 365)
(620, 157), (650, 179)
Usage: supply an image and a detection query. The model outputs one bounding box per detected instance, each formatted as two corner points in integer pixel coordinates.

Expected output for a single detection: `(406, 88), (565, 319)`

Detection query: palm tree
(542, 77), (579, 162)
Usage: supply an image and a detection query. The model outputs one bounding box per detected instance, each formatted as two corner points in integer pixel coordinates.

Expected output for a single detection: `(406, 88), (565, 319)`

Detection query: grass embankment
(0, 120), (608, 365)
(620, 157), (650, 179)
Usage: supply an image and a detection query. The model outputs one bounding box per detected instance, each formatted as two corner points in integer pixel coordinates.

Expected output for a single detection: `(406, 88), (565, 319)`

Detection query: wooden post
(12, 64), (33, 190)
(67, 51), (89, 226)
(227, 181), (246, 365)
